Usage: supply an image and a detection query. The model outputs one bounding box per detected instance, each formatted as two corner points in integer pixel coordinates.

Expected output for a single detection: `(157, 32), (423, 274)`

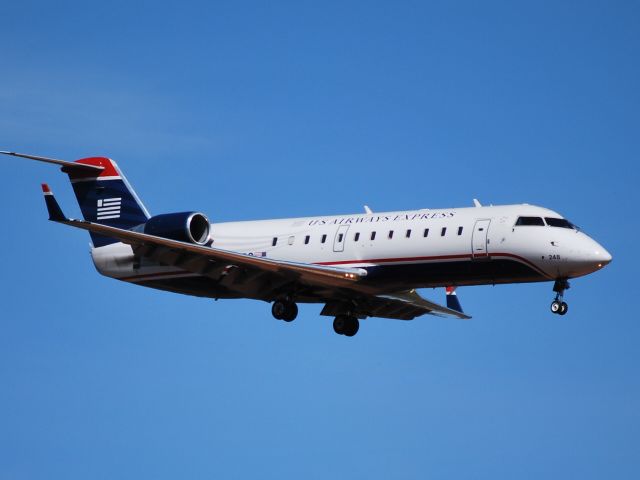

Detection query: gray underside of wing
(321, 289), (472, 320)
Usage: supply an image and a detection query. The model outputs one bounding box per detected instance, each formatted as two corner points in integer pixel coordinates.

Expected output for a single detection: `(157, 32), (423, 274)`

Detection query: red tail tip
(41, 183), (51, 193)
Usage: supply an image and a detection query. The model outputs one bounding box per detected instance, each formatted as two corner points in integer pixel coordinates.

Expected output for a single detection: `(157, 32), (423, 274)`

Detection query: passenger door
(333, 225), (350, 252)
(472, 219), (491, 258)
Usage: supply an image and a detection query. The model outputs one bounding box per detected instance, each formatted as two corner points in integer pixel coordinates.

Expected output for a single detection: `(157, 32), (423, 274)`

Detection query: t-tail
(2, 151), (149, 247)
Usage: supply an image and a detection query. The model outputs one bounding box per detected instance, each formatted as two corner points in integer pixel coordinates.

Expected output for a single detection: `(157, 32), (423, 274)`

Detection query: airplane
(4, 151), (612, 337)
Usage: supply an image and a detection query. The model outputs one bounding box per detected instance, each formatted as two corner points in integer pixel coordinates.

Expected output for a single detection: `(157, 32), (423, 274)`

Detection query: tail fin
(2, 151), (150, 247)
(66, 157), (150, 246)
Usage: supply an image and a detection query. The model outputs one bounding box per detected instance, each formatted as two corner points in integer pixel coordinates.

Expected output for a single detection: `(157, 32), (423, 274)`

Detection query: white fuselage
(91, 203), (611, 300)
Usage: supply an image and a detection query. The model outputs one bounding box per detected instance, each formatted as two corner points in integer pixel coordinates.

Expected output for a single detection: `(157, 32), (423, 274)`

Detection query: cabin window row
(271, 226), (465, 246)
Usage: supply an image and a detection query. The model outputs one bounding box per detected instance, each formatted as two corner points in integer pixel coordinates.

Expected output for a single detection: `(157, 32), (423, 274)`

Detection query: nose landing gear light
(550, 279), (570, 316)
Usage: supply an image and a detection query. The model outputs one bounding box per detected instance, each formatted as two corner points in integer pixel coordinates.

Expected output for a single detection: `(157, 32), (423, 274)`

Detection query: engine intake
(143, 212), (210, 245)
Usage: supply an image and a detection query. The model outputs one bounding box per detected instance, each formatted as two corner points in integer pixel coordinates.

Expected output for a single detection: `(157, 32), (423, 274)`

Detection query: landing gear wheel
(281, 302), (298, 322)
(550, 279), (570, 316)
(333, 315), (348, 334)
(333, 315), (359, 336)
(343, 317), (360, 337)
(272, 300), (298, 321)
(272, 300), (286, 320)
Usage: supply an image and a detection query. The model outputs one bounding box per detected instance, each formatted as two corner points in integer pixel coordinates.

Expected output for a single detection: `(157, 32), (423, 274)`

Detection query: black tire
(333, 315), (348, 335)
(558, 302), (568, 316)
(343, 317), (360, 337)
(282, 302), (298, 322)
(550, 300), (561, 314)
(271, 301), (286, 320)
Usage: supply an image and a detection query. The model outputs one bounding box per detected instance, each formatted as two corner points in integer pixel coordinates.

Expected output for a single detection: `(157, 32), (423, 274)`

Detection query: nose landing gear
(550, 279), (570, 316)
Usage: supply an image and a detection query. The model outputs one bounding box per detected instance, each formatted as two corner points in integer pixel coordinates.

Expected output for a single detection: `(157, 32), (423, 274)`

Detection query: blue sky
(1, 1), (639, 478)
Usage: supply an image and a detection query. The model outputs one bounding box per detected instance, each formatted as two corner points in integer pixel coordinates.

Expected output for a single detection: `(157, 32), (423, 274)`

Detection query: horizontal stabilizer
(1, 151), (104, 174)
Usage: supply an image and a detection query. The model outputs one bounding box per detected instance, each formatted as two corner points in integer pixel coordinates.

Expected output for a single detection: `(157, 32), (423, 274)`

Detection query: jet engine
(143, 212), (210, 245)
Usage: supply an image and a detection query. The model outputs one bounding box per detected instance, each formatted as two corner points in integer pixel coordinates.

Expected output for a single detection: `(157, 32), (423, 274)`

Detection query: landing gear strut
(550, 279), (570, 316)
(272, 299), (298, 322)
(333, 315), (359, 337)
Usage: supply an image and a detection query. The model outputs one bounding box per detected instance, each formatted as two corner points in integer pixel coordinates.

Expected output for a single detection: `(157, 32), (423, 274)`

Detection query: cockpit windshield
(545, 217), (576, 229)
(515, 216), (545, 226)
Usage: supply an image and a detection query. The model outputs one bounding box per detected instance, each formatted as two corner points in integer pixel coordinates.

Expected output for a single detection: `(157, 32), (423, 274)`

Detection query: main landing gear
(271, 299), (298, 322)
(271, 300), (361, 336)
(333, 315), (359, 337)
(550, 279), (570, 316)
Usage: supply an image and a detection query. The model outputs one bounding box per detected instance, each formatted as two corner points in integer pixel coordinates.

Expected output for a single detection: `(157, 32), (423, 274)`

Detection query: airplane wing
(42, 184), (369, 289)
(41, 184), (470, 320)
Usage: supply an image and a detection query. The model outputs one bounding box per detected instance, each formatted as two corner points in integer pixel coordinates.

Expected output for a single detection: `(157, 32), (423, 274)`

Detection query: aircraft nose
(595, 246), (612, 268)
(584, 236), (612, 270)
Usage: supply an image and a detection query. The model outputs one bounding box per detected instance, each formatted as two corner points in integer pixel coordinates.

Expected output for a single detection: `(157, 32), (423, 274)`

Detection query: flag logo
(97, 197), (122, 220)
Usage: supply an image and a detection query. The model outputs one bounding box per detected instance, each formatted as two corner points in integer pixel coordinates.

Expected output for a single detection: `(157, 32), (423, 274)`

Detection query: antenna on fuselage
(364, 205), (373, 214)
(473, 199), (482, 207)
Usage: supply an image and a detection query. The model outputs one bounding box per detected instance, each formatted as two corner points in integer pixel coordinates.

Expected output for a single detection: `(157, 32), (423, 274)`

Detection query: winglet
(445, 286), (464, 314)
(41, 183), (67, 221)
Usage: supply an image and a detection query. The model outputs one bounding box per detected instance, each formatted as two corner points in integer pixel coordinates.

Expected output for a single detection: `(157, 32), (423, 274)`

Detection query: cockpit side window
(545, 217), (575, 229)
(515, 216), (545, 226)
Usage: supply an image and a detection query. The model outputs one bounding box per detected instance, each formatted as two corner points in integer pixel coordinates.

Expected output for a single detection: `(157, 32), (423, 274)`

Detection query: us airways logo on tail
(97, 197), (122, 220)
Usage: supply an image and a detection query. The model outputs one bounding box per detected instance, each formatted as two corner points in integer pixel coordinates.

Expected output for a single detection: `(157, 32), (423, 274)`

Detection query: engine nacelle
(143, 212), (210, 245)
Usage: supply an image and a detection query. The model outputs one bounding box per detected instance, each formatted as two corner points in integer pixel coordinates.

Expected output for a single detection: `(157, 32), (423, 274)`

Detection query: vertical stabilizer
(66, 157), (150, 247)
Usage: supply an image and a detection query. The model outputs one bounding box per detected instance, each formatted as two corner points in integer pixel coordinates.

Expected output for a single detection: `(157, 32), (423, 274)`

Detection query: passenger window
(388, 230), (394, 239)
(545, 217), (575, 229)
(304, 235), (310, 245)
(457, 226), (463, 236)
(371, 231), (376, 240)
(338, 233), (343, 243)
(354, 232), (360, 241)
(441, 227), (446, 236)
(406, 229), (411, 238)
(423, 228), (429, 238)
(288, 236), (295, 245)
(272, 237), (277, 247)
(321, 234), (327, 244)
(515, 216), (545, 226)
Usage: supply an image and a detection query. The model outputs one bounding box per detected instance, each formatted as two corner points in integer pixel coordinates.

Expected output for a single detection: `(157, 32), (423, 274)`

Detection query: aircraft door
(472, 219), (491, 258)
(333, 225), (350, 252)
